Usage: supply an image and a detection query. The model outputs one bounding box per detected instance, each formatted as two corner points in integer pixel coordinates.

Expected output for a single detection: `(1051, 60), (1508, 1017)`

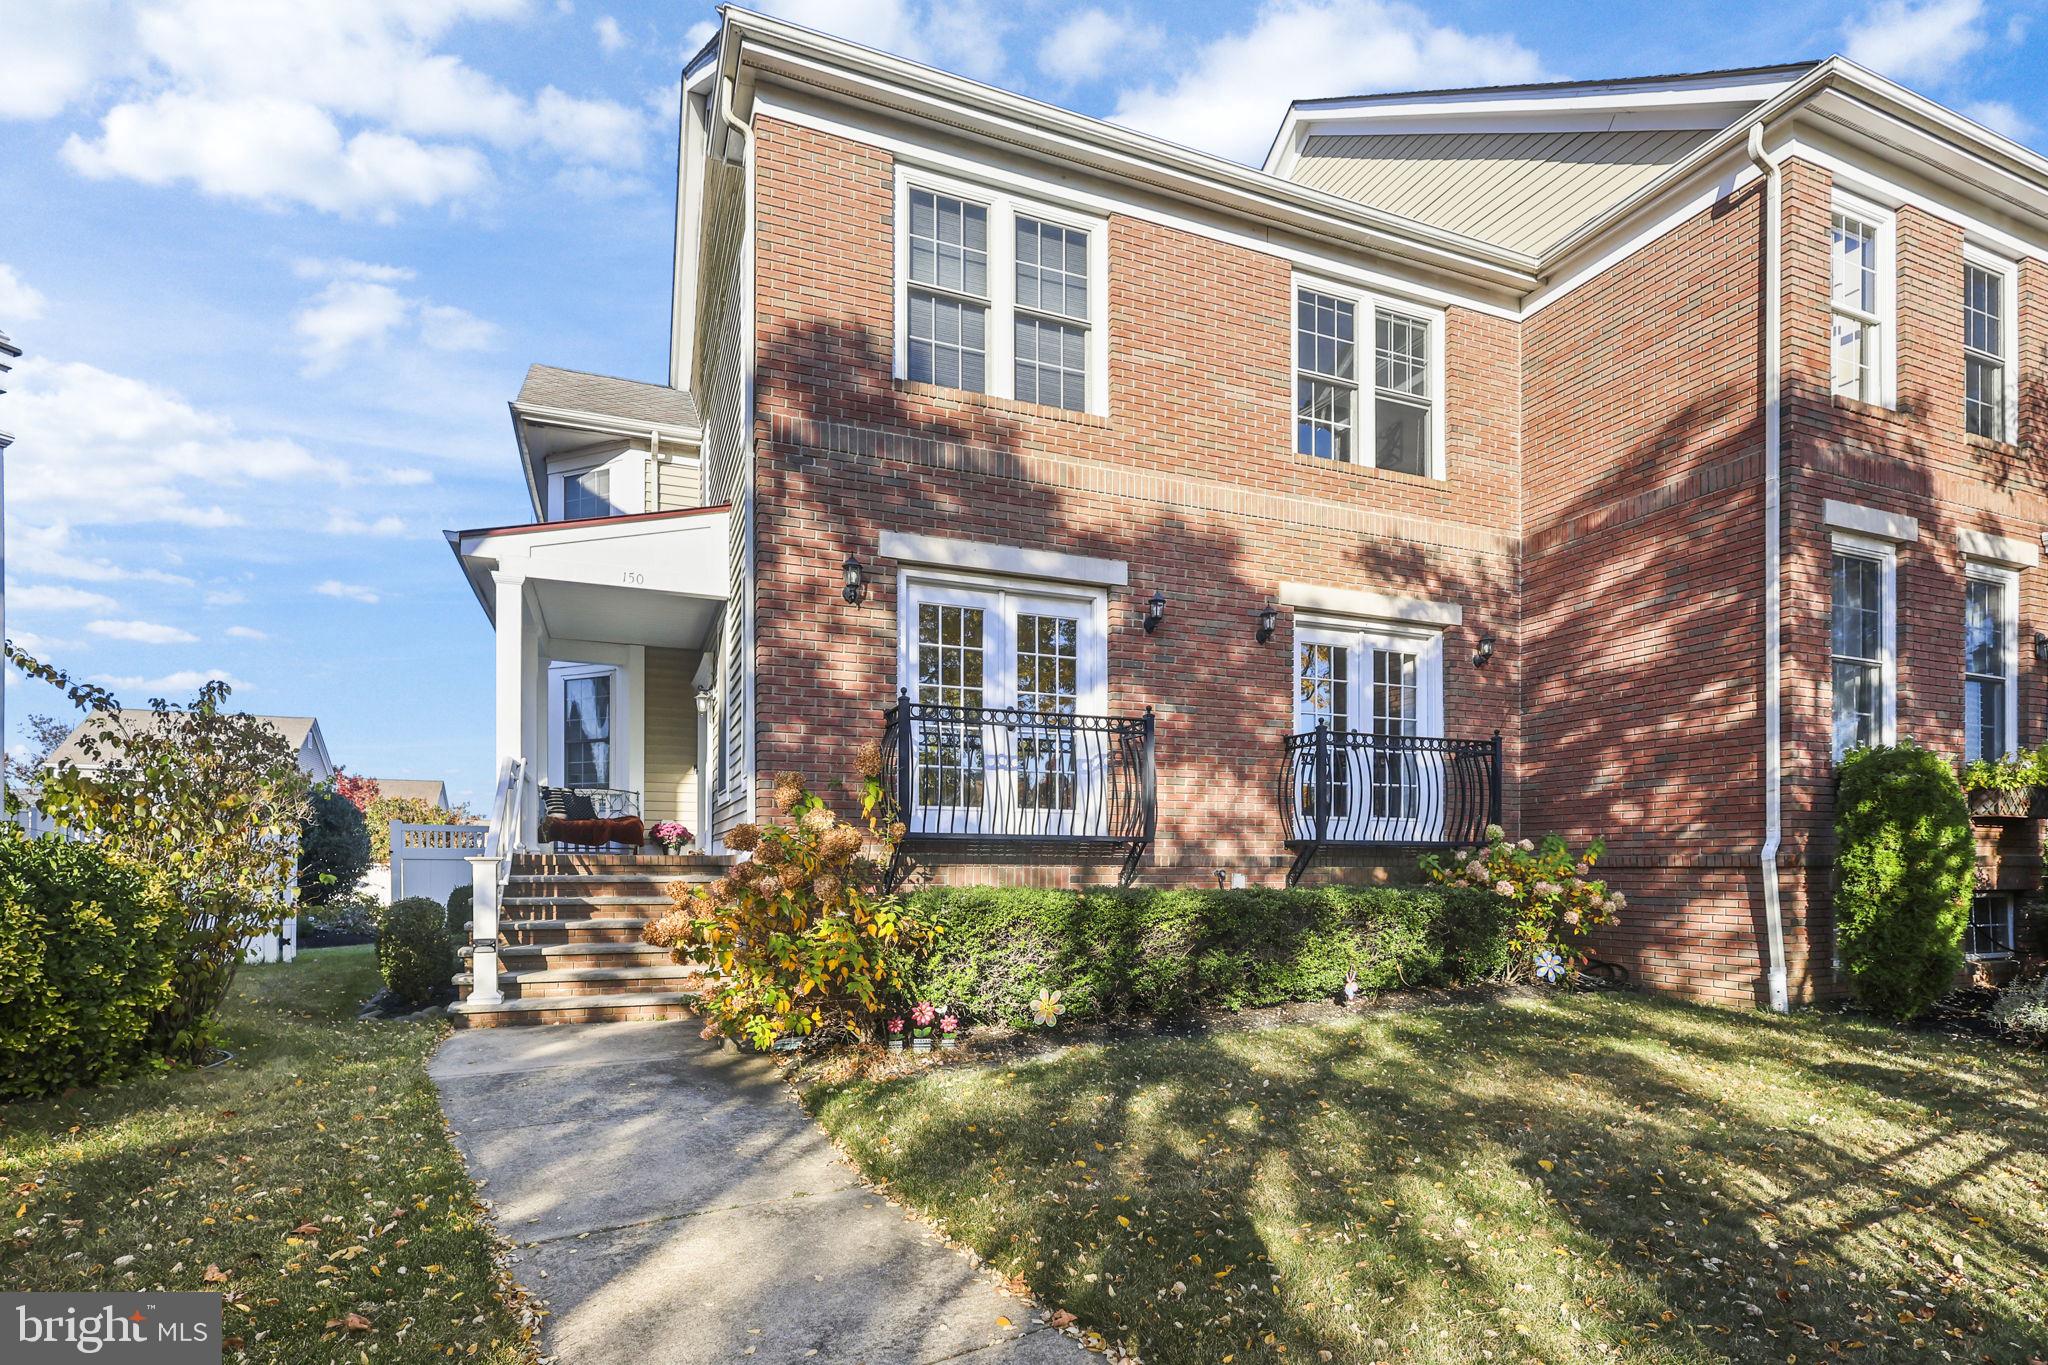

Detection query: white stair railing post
(465, 853), (503, 1006)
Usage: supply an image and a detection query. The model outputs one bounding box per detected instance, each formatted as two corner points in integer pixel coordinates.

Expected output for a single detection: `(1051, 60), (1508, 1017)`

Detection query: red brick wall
(746, 115), (1522, 884)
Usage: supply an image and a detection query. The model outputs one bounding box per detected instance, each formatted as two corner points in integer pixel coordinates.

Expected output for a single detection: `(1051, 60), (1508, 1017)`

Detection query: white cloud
(314, 579), (381, 604)
(10, 584), (118, 613)
(754, 0), (1010, 82)
(6, 631), (68, 656)
(1963, 99), (2034, 141)
(1109, 0), (1544, 163)
(0, 264), (50, 324)
(1038, 8), (1161, 84)
(323, 510), (409, 537)
(6, 357), (326, 528)
(205, 589), (248, 606)
(10, 524), (194, 586)
(23, 0), (649, 215)
(378, 467), (434, 487)
(291, 256), (415, 283)
(90, 668), (250, 696)
(595, 15), (625, 52)
(1843, 0), (1986, 88)
(88, 618), (200, 645)
(292, 261), (497, 375)
(225, 625), (268, 640)
(683, 19), (718, 56)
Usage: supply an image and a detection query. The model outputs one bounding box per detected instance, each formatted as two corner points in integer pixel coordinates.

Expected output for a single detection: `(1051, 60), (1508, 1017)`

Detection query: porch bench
(540, 786), (645, 852)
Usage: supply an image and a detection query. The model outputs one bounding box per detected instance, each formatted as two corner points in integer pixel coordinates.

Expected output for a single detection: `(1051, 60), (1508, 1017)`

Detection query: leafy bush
(1420, 828), (1620, 982)
(446, 884), (474, 937)
(1991, 974), (2048, 1043)
(0, 830), (181, 1099)
(1959, 746), (2048, 793)
(299, 892), (380, 945)
(361, 794), (477, 864)
(376, 897), (456, 1006)
(645, 761), (933, 1049)
(298, 782), (371, 905)
(1834, 742), (1974, 1021)
(906, 882), (1513, 1027)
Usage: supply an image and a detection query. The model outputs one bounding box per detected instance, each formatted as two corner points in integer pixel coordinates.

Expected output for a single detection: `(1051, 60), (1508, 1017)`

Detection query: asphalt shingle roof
(515, 364), (700, 429)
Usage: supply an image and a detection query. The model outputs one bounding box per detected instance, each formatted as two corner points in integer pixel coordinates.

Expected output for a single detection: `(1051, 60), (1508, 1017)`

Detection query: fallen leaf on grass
(202, 1265), (229, 1283)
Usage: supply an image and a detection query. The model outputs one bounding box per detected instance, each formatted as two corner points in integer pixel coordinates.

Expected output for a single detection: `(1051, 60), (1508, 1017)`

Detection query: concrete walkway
(429, 1021), (1085, 1365)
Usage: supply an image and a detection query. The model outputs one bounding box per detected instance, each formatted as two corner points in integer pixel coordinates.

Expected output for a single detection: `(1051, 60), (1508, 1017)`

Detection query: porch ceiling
(530, 579), (721, 650)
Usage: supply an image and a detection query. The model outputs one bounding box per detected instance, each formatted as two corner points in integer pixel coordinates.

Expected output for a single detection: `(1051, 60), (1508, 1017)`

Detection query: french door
(1293, 624), (1444, 842)
(900, 578), (1106, 836)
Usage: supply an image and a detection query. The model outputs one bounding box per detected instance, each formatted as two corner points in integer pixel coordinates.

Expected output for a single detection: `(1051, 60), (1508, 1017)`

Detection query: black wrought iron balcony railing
(1280, 723), (1501, 885)
(879, 691), (1156, 886)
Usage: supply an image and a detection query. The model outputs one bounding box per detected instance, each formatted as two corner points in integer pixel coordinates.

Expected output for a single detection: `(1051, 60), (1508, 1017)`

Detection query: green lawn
(807, 993), (2048, 1364)
(1, 946), (533, 1364)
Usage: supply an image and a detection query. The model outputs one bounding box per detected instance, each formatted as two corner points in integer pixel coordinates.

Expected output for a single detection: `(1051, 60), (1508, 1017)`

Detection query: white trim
(1290, 273), (1448, 480)
(1961, 244), (2019, 444)
(1278, 581), (1462, 627)
(1829, 188), (1896, 410)
(1829, 531), (1898, 760)
(1963, 560), (2021, 762)
(1958, 528), (2038, 569)
(879, 530), (1128, 587)
(1821, 498), (1919, 543)
(892, 163), (1110, 415)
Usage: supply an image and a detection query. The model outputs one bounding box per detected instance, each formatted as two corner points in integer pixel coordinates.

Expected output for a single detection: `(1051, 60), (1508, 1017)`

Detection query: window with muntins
(1964, 261), (2008, 441)
(1013, 218), (1089, 411)
(1292, 624), (1443, 837)
(1295, 285), (1436, 476)
(1830, 547), (1891, 759)
(1830, 210), (1884, 404)
(906, 188), (990, 394)
(562, 467), (613, 521)
(1967, 891), (2016, 958)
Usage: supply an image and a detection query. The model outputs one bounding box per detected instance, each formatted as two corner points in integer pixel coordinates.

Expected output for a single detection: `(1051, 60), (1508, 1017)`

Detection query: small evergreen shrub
(1834, 742), (1974, 1021)
(0, 831), (181, 1099)
(297, 782), (372, 905)
(1991, 974), (2048, 1043)
(376, 896), (456, 1006)
(906, 883), (1512, 1027)
(445, 884), (474, 937)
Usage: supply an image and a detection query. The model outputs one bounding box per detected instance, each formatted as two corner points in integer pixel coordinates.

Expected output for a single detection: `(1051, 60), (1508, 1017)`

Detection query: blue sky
(4, 0), (2044, 809)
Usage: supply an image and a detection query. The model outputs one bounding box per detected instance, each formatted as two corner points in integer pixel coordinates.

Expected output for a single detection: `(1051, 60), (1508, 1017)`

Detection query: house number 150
(621, 571), (644, 585)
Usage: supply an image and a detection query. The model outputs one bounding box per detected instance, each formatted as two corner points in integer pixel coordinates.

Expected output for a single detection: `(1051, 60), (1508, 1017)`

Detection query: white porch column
(464, 853), (502, 1007)
(493, 571), (541, 845)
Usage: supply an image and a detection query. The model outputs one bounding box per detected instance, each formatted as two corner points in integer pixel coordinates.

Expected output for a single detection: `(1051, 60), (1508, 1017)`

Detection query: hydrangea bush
(1418, 825), (1621, 983)
(644, 751), (938, 1050)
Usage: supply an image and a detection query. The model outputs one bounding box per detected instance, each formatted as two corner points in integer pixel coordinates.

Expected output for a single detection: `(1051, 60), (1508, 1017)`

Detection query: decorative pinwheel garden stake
(1533, 947), (1568, 985)
(1031, 989), (1066, 1027)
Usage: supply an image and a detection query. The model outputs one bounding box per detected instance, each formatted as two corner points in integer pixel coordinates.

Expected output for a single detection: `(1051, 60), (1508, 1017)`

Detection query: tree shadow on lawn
(808, 993), (2048, 1364)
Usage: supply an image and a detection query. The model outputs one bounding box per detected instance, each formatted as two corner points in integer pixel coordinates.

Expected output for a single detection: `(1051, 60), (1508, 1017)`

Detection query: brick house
(444, 10), (2048, 1023)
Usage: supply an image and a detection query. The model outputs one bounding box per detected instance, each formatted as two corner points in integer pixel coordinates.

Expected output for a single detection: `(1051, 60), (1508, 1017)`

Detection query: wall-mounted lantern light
(693, 683), (716, 716)
(1473, 633), (1496, 668)
(1255, 602), (1278, 644)
(1143, 590), (1167, 634)
(842, 554), (867, 605)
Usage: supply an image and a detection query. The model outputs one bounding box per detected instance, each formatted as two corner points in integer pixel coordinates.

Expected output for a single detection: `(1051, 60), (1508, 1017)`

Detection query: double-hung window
(1830, 535), (1896, 760)
(1967, 891), (2017, 959)
(1829, 201), (1891, 406)
(1964, 562), (2019, 763)
(562, 467), (613, 521)
(1964, 251), (2015, 441)
(1294, 281), (1439, 477)
(898, 173), (1106, 414)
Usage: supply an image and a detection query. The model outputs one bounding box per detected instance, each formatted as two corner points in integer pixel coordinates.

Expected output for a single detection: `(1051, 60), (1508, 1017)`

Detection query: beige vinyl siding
(1290, 129), (1716, 255)
(642, 647), (702, 829)
(645, 455), (705, 512)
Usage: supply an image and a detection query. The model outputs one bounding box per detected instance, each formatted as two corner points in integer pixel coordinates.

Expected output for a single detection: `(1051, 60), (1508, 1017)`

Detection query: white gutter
(1747, 123), (1791, 1015)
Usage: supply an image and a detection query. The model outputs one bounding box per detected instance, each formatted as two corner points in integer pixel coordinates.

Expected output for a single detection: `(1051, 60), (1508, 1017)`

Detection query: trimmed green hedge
(0, 831), (181, 1100)
(906, 884), (1513, 1026)
(377, 897), (456, 1006)
(445, 884), (473, 937)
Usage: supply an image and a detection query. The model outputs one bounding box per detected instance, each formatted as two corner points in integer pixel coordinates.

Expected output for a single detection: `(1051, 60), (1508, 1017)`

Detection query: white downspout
(1748, 124), (1791, 1015)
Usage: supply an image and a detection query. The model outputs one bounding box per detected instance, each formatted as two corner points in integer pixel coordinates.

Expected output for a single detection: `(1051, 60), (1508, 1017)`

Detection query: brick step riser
(450, 1000), (693, 1028)
(511, 857), (725, 875)
(494, 922), (655, 946)
(458, 976), (699, 1002)
(483, 948), (675, 972)
(505, 880), (705, 898)
(496, 903), (674, 924)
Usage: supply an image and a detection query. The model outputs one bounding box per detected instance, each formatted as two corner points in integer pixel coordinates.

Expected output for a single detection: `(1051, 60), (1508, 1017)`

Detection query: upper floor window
(1830, 534), (1896, 761)
(1964, 252), (2015, 442)
(547, 449), (643, 522)
(896, 173), (1106, 415)
(1829, 200), (1892, 407)
(1293, 281), (1440, 478)
(562, 467), (613, 521)
(1964, 563), (2018, 762)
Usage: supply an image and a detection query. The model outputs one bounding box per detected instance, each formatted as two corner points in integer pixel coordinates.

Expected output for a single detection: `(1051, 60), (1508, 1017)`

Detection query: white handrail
(464, 756), (527, 1009)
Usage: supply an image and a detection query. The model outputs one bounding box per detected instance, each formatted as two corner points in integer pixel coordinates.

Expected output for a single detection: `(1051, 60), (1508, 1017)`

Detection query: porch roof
(446, 504), (731, 651)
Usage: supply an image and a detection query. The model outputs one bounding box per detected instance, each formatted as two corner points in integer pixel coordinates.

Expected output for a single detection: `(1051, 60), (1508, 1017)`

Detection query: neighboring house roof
(365, 778), (449, 809)
(45, 711), (331, 777)
(1289, 128), (1720, 256)
(517, 364), (701, 430)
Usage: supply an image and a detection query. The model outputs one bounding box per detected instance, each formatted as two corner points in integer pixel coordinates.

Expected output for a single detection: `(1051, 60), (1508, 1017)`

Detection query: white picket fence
(388, 822), (489, 907)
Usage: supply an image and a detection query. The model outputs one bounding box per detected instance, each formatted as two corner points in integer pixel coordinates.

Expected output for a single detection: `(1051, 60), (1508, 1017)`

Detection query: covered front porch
(448, 506), (731, 853)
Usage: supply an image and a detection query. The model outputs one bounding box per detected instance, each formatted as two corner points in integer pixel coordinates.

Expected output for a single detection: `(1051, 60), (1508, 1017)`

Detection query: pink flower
(910, 1002), (937, 1027)
(1494, 881), (1514, 897)
(887, 1017), (904, 1034)
(940, 1015), (959, 1033)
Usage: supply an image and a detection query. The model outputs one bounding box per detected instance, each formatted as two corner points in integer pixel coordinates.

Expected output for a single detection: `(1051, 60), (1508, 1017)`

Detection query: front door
(1294, 624), (1443, 842)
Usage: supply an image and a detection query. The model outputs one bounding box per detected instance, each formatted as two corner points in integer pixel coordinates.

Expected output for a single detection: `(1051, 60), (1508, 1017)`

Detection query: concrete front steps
(449, 852), (726, 1027)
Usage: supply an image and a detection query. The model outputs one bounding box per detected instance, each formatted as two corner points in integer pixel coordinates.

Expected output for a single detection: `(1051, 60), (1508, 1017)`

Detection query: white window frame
(1828, 191), (1896, 409)
(1291, 615), (1446, 842)
(549, 662), (625, 791)
(1829, 531), (1897, 762)
(1962, 244), (2018, 443)
(1966, 890), (2018, 960)
(892, 166), (1109, 417)
(1290, 273), (1448, 480)
(547, 446), (647, 522)
(1963, 559), (2021, 763)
